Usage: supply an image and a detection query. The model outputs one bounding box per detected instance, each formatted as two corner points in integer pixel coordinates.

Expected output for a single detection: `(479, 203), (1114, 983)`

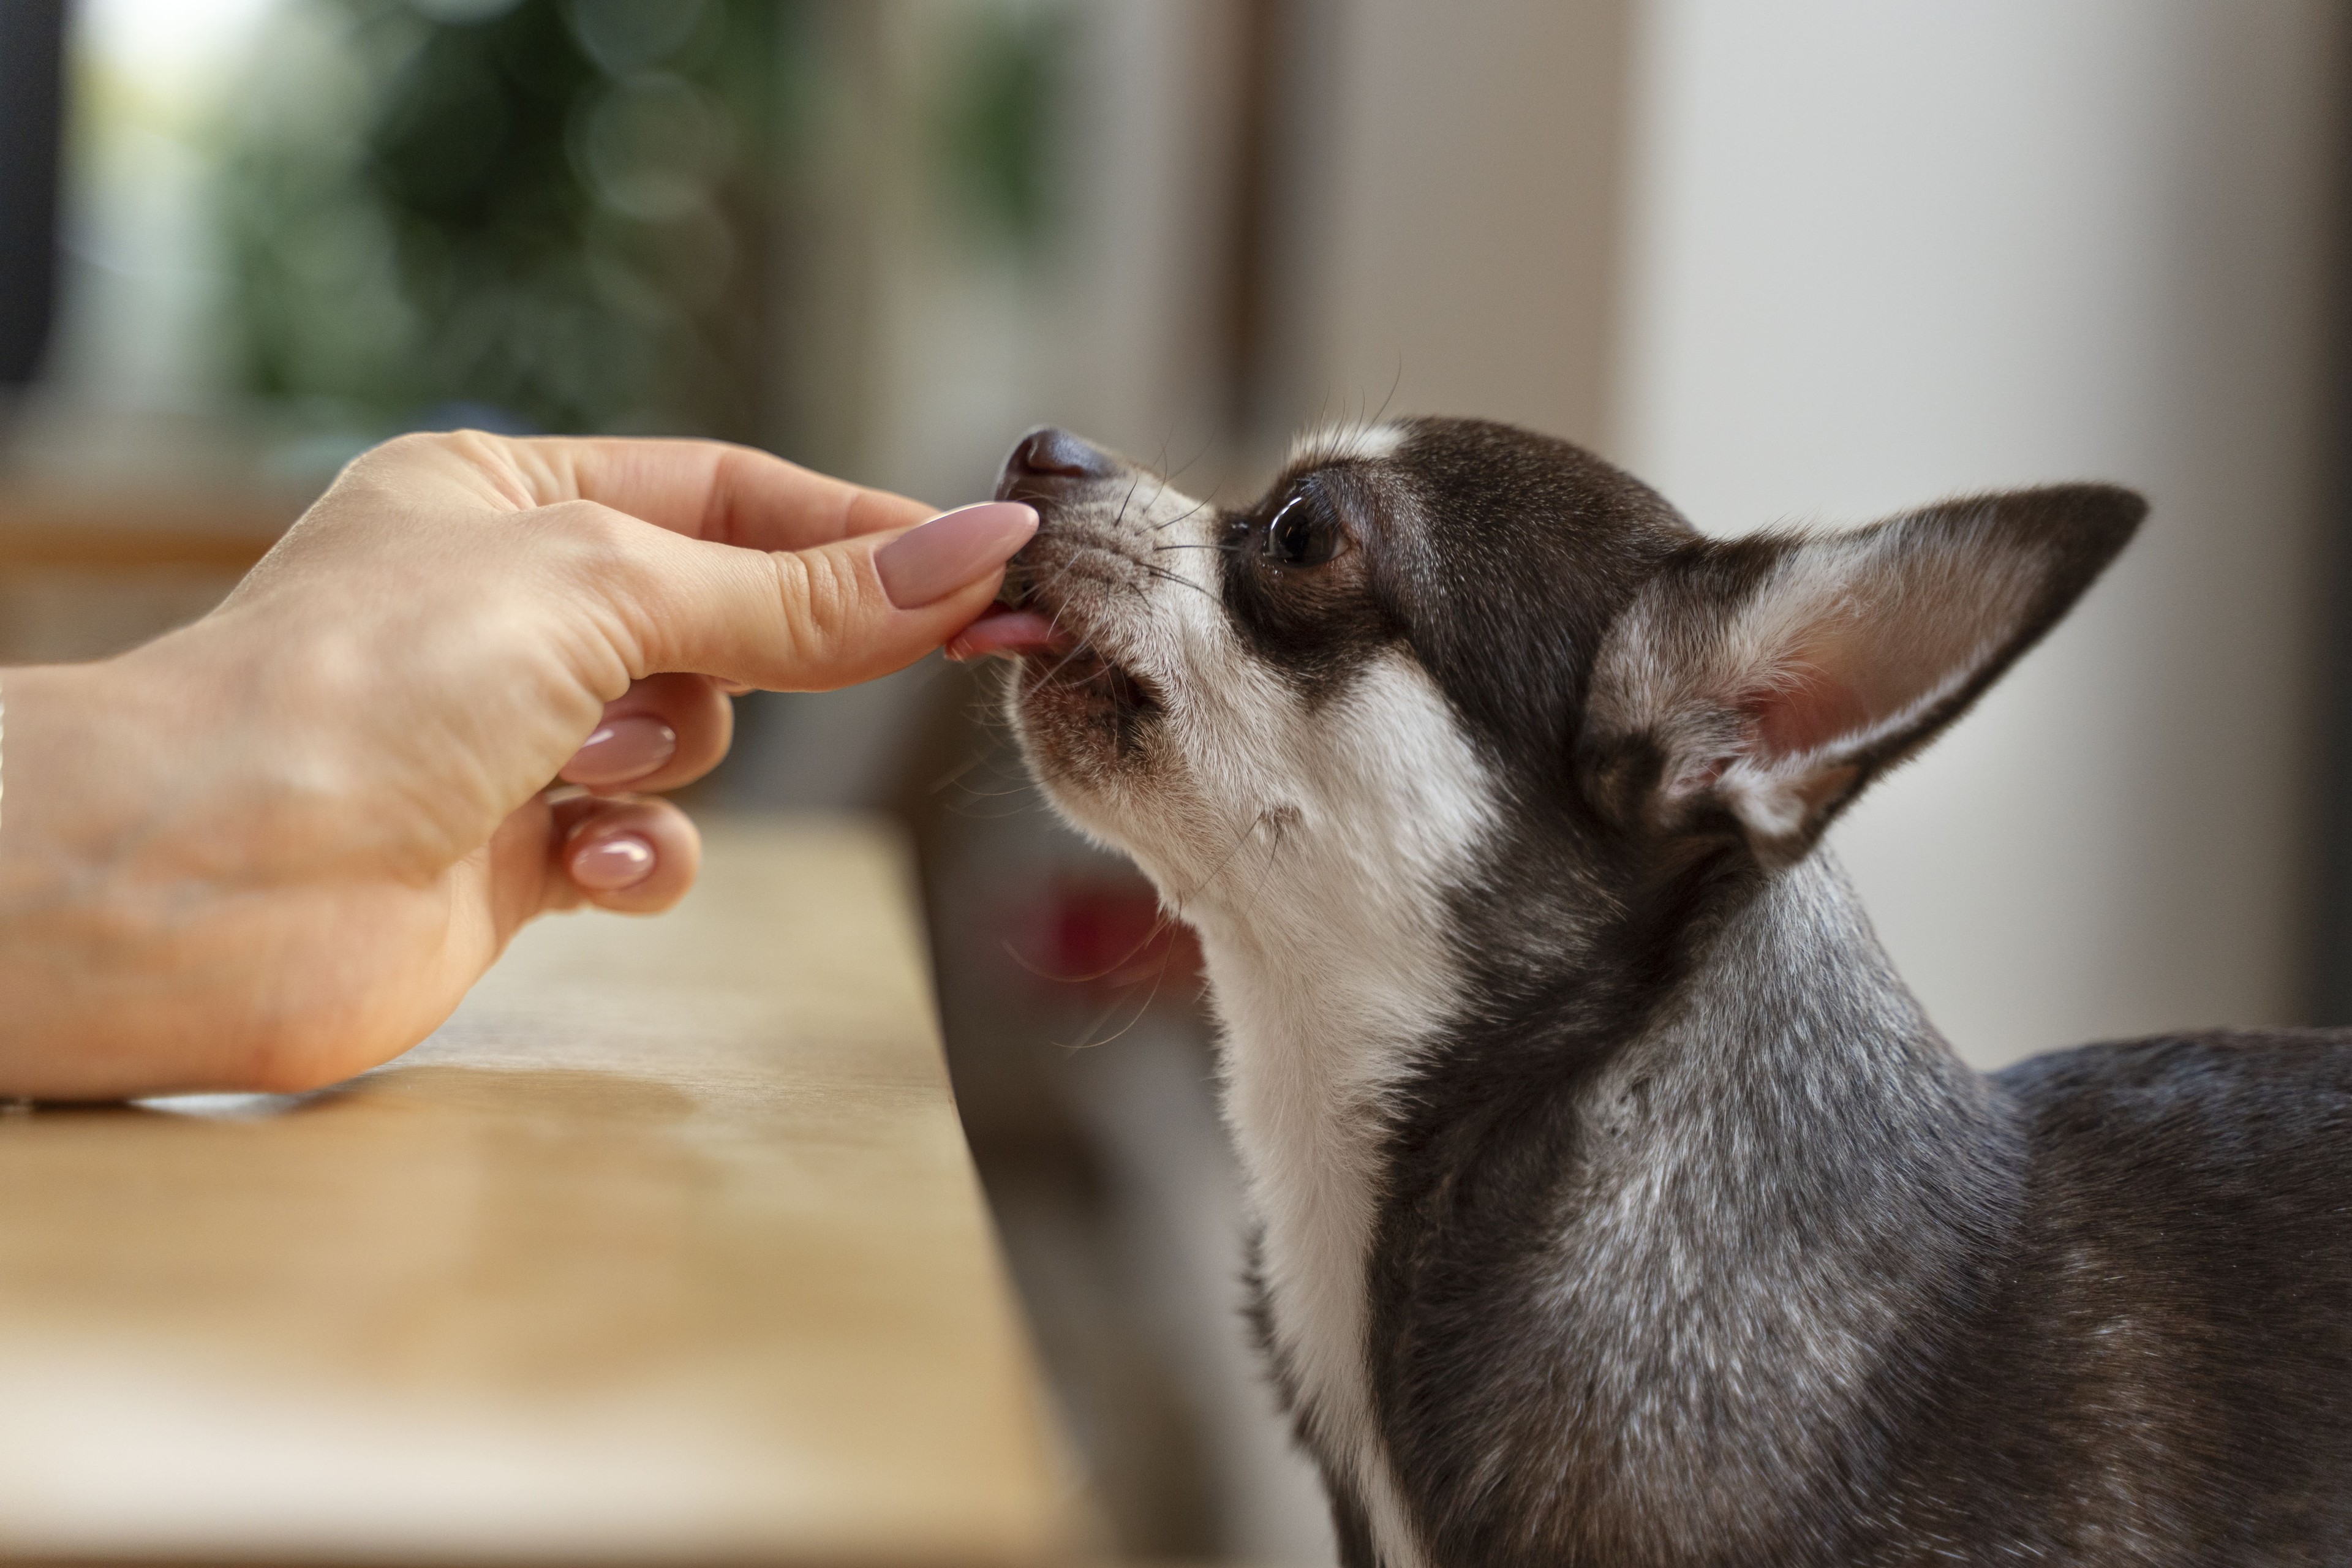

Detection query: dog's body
(976, 418), (2352, 1566)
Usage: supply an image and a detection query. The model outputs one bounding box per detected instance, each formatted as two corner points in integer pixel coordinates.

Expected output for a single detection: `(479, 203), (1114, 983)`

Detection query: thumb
(622, 500), (1036, 690)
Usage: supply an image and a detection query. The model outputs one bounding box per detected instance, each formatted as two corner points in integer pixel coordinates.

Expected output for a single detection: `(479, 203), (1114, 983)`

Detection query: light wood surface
(0, 486), (303, 663)
(0, 489), (296, 571)
(0, 817), (1072, 1567)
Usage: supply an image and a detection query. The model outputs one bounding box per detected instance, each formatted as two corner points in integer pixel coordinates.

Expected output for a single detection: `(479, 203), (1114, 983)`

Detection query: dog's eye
(1263, 491), (1340, 567)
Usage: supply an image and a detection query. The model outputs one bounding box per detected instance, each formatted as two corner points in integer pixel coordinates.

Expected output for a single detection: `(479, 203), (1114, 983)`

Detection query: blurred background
(0, 0), (2343, 1561)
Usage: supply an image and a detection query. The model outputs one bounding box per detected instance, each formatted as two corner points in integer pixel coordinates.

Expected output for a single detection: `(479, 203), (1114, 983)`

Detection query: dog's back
(1883, 1034), (2352, 1559)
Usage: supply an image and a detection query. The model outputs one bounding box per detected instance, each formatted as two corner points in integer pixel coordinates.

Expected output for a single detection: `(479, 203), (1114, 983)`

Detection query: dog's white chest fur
(1171, 656), (1497, 1568)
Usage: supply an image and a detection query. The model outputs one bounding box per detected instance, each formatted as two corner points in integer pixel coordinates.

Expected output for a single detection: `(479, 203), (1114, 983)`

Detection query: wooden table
(0, 489), (293, 572)
(0, 485), (301, 665)
(0, 818), (1073, 1567)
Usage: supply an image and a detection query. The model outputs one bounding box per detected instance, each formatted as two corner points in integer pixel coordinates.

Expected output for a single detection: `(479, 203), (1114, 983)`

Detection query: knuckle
(539, 496), (631, 544)
(349, 428), (470, 481)
(364, 429), (448, 465)
(763, 550), (817, 662)
(786, 548), (857, 641)
(524, 500), (668, 673)
(530, 500), (655, 582)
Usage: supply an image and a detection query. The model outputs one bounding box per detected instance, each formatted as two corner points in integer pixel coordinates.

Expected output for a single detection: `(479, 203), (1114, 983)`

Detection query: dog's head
(974, 418), (2141, 956)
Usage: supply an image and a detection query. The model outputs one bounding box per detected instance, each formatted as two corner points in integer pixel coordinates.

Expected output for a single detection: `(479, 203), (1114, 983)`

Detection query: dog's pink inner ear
(1747, 643), (1874, 760)
(1744, 558), (2013, 767)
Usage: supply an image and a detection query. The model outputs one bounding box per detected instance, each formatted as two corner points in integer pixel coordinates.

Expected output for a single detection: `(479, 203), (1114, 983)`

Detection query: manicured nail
(570, 833), (655, 891)
(874, 502), (1038, 609)
(559, 716), (677, 787)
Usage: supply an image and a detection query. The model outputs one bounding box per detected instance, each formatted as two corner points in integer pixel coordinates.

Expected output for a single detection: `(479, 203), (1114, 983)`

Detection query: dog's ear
(1580, 483), (2144, 867)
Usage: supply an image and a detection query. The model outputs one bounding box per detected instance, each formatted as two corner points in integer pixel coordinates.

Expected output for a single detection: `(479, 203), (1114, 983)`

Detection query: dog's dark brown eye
(1264, 492), (1339, 567)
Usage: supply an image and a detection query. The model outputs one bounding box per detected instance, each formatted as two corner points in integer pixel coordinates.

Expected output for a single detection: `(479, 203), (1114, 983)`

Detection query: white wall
(1615, 0), (2342, 1064)
(1295, 0), (1635, 451)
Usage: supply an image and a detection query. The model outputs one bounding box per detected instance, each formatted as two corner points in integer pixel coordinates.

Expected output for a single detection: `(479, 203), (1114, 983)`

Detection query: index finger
(491, 434), (936, 551)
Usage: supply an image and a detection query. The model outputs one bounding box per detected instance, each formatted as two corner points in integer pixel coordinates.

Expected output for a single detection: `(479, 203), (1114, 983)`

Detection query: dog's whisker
(1134, 562), (1219, 604)
(1370, 354), (1405, 428)
(1150, 494), (1216, 534)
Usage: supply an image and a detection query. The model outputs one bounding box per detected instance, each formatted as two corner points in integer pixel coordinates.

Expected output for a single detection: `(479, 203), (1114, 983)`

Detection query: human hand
(0, 431), (1035, 1099)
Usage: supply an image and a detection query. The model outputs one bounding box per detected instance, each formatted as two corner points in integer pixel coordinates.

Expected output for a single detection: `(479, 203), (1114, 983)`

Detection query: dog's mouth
(949, 560), (1163, 720)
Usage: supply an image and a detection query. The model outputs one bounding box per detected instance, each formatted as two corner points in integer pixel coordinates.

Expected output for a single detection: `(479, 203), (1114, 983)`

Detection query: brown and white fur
(986, 418), (2352, 1567)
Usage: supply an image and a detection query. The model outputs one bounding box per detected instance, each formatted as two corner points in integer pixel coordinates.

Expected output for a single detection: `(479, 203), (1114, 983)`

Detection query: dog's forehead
(1272, 418), (1688, 541)
(1284, 421), (1411, 471)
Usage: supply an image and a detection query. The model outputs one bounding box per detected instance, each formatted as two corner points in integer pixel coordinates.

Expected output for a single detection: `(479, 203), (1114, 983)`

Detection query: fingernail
(874, 502), (1038, 609)
(559, 716), (677, 787)
(571, 833), (655, 891)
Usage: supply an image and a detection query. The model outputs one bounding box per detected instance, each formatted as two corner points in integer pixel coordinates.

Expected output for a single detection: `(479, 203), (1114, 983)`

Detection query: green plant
(219, 0), (792, 440)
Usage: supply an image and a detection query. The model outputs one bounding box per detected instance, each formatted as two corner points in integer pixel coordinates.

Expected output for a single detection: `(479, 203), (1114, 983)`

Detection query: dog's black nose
(1008, 426), (1117, 482)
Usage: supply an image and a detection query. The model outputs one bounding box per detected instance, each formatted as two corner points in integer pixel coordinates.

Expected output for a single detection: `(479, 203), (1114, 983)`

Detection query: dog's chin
(960, 587), (1166, 776)
(1009, 635), (1165, 780)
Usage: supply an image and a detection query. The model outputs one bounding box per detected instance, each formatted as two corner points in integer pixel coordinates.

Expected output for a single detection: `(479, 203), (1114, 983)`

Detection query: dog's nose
(1007, 426), (1117, 483)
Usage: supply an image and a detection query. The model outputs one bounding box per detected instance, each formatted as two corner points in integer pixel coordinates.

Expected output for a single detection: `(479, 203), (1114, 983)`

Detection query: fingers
(557, 672), (733, 794)
(482, 434), (935, 550)
(338, 431), (1035, 692)
(330, 433), (1035, 750)
(482, 793), (701, 949)
(871, 502), (1041, 608)
(548, 794), (702, 915)
(600, 499), (1038, 692)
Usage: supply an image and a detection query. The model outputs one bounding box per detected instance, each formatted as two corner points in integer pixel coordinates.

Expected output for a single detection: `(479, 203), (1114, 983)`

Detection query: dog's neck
(1185, 824), (1461, 1568)
(1458, 851), (2014, 1557)
(1188, 837), (2018, 1564)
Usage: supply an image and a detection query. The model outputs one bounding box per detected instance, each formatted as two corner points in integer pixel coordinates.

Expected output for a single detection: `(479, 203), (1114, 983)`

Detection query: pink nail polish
(571, 833), (655, 891)
(874, 501), (1038, 609)
(560, 715), (677, 787)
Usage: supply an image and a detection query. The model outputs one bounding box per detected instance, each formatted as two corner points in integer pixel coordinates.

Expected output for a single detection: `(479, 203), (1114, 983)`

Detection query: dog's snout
(1008, 426), (1118, 484)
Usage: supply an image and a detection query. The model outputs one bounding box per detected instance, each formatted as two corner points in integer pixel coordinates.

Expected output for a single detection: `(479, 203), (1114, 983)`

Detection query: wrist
(0, 655), (225, 1095)
(0, 660), (138, 910)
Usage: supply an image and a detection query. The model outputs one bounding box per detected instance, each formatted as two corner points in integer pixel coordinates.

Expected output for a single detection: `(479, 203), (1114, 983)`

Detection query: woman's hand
(0, 431), (1035, 1099)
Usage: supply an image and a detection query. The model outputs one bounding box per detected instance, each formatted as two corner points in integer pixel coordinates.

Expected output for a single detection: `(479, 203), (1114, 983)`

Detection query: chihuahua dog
(961, 419), (2352, 1567)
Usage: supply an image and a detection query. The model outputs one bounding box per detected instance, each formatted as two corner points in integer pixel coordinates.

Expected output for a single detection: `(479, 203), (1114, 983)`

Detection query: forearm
(4, 664), (140, 1090)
